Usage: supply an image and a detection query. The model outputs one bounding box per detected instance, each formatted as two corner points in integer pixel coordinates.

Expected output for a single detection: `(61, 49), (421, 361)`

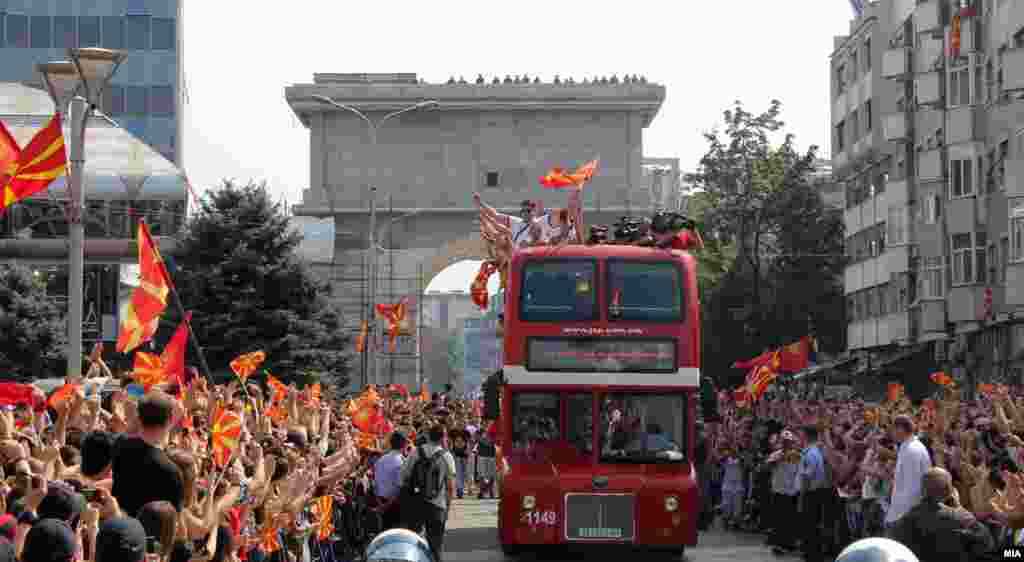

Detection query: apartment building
(834, 0), (1024, 387)
(0, 0), (184, 165)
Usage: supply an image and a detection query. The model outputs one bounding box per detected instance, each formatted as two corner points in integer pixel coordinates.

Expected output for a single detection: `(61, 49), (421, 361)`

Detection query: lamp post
(312, 96), (438, 387)
(39, 48), (125, 381)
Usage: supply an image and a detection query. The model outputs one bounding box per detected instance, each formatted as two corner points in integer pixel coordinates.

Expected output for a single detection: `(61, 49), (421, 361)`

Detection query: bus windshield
(607, 260), (682, 322)
(511, 392), (561, 449)
(600, 393), (686, 463)
(520, 259), (598, 322)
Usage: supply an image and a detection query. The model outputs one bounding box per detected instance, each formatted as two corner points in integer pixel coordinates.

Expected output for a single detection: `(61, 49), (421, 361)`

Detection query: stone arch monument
(285, 72), (666, 389)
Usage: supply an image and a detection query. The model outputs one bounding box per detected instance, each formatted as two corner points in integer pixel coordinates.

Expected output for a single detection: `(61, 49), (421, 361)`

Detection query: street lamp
(311, 95), (439, 388)
(39, 47), (125, 381)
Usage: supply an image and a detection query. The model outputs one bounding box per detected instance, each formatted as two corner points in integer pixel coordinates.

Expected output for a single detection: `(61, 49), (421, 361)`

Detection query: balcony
(1008, 159), (1024, 197)
(1006, 49), (1024, 92)
(915, 73), (942, 106)
(946, 106), (976, 144)
(917, 149), (943, 181)
(915, 1), (941, 33)
(884, 113), (909, 142)
(883, 48), (909, 79)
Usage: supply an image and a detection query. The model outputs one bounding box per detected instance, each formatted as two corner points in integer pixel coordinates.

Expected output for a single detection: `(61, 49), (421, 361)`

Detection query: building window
(124, 15), (150, 50)
(151, 18), (175, 50)
(1000, 140), (1009, 184)
(864, 100), (873, 131)
(851, 52), (859, 79)
(976, 231), (987, 283)
(29, 16), (51, 48)
(950, 66), (972, 106)
(485, 171), (500, 188)
(988, 243), (998, 284)
(950, 159), (974, 197)
(836, 64), (847, 94)
(864, 287), (874, 318)
(1013, 205), (1024, 263)
(923, 193), (941, 224)
(850, 110), (859, 143)
(53, 16), (77, 49)
(125, 86), (147, 115)
(6, 14), (28, 48)
(79, 16), (100, 47)
(920, 256), (945, 299)
(975, 65), (985, 105)
(103, 85), (125, 116)
(102, 16), (123, 49)
(864, 39), (872, 71)
(149, 86), (174, 116)
(952, 233), (974, 285)
(1001, 237), (1010, 283)
(835, 120), (846, 152)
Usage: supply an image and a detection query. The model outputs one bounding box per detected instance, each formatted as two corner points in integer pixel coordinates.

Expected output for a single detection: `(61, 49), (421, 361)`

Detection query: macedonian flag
(0, 114), (68, 214)
(132, 351), (168, 391)
(211, 406), (242, 467)
(117, 222), (171, 353)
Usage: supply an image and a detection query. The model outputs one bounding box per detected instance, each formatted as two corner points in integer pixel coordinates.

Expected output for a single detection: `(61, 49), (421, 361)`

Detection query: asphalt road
(443, 499), (782, 561)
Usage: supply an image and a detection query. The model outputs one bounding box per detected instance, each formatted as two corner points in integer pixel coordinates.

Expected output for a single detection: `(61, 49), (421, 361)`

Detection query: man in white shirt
(473, 192), (580, 248)
(885, 414), (932, 532)
(373, 431), (407, 530)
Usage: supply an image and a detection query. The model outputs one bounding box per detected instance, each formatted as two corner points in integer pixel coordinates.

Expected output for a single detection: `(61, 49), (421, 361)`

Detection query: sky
(182, 1), (857, 210)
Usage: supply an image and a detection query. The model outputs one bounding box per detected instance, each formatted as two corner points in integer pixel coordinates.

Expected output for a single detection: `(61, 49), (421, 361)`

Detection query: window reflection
(566, 394), (593, 454)
(511, 392), (560, 449)
(600, 393), (685, 462)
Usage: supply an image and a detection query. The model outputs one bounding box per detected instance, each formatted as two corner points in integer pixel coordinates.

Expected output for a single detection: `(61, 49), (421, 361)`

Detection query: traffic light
(483, 370), (503, 420)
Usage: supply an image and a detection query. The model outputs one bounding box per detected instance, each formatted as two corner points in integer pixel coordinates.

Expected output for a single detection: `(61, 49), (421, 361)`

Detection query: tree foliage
(688, 101), (845, 387)
(0, 264), (67, 381)
(172, 180), (351, 387)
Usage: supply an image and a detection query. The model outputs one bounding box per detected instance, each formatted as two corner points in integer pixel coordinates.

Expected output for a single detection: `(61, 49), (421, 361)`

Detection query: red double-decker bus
(496, 244), (700, 558)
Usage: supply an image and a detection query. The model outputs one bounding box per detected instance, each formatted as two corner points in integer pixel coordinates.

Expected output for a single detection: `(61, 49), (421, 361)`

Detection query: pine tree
(173, 180), (350, 387)
(0, 264), (67, 381)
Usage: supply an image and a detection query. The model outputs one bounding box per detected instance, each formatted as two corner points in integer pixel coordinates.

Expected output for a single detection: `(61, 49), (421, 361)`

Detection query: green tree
(0, 264), (67, 381)
(689, 100), (844, 386)
(172, 180), (351, 387)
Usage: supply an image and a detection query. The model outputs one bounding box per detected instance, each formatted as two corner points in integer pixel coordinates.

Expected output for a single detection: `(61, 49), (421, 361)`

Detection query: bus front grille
(564, 494), (635, 541)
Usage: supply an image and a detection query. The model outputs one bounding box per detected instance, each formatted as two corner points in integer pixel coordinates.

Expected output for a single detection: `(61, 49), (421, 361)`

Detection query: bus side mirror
(483, 372), (503, 420)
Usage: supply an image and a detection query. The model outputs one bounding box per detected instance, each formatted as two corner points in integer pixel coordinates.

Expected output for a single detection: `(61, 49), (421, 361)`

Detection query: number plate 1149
(521, 511), (557, 526)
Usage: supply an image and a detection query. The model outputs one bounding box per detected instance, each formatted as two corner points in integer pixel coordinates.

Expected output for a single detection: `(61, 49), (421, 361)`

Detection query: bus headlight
(522, 495), (536, 510)
(664, 496), (679, 512)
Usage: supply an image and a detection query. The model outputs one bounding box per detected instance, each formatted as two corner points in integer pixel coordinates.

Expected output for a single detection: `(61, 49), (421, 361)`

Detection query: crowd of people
(695, 383), (1024, 561)
(0, 364), (496, 562)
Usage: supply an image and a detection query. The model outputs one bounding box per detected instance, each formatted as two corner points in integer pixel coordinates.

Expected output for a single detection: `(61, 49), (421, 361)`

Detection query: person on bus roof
(473, 191), (580, 248)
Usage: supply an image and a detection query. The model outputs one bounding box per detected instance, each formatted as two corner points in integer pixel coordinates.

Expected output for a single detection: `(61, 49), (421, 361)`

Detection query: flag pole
(140, 218), (214, 382)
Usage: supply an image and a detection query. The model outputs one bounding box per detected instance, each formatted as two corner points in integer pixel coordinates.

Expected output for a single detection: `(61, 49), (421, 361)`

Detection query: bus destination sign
(527, 338), (676, 373)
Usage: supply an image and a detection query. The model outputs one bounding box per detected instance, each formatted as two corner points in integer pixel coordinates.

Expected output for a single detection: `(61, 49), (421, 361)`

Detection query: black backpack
(477, 437), (496, 457)
(407, 445), (447, 499)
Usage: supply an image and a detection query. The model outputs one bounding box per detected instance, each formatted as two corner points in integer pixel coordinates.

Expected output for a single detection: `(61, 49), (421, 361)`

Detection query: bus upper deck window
(520, 260), (597, 322)
(607, 260), (682, 322)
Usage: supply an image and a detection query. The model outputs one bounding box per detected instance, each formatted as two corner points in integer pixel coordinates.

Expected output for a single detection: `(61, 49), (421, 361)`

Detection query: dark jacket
(889, 499), (995, 562)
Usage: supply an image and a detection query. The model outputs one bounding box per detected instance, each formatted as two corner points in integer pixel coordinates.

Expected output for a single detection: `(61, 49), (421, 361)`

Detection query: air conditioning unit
(934, 340), (947, 362)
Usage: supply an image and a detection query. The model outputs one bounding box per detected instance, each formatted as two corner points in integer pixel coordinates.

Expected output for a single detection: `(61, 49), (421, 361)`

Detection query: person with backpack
(398, 423), (457, 562)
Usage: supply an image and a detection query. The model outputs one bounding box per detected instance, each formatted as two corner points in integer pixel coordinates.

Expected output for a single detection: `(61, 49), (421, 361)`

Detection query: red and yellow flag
(930, 371), (954, 387)
(230, 351), (265, 382)
(162, 312), (191, 398)
(778, 336), (813, 373)
(258, 518), (282, 553)
(307, 383), (321, 406)
(47, 383), (81, 410)
(0, 114), (68, 213)
(265, 373), (287, 403)
(355, 320), (368, 353)
(117, 222), (171, 353)
(211, 406), (242, 467)
(539, 158), (599, 189)
(470, 261), (499, 310)
(312, 496), (334, 541)
(887, 382), (904, 403)
(746, 351), (781, 401)
(132, 352), (168, 391)
(375, 298), (410, 352)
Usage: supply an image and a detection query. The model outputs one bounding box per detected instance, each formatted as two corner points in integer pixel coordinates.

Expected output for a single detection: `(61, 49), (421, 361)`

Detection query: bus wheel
(500, 542), (523, 557)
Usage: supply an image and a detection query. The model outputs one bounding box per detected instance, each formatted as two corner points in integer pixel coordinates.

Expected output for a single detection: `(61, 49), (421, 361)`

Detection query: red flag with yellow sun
(211, 406), (242, 467)
(230, 351), (265, 383)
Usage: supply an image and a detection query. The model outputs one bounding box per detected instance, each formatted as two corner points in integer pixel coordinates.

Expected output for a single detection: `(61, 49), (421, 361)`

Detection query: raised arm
(474, 193), (516, 228)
